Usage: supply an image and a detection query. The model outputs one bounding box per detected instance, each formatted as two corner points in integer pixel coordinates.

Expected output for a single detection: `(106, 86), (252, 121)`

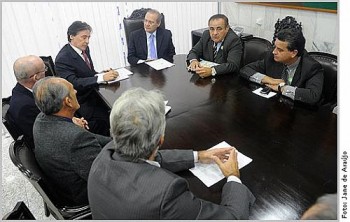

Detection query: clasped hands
(198, 147), (240, 178)
(261, 76), (285, 92)
(187, 60), (212, 78)
(102, 68), (119, 82)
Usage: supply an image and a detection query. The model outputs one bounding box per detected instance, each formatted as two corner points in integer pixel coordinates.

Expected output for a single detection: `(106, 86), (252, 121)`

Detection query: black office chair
(309, 52), (337, 109)
(241, 37), (273, 67)
(2, 201), (36, 220)
(9, 137), (92, 220)
(273, 16), (302, 44)
(123, 8), (165, 46)
(2, 96), (22, 140)
(40, 56), (56, 76)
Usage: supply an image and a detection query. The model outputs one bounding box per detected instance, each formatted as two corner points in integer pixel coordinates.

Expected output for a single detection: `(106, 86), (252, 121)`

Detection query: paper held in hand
(146, 58), (175, 70)
(189, 141), (252, 187)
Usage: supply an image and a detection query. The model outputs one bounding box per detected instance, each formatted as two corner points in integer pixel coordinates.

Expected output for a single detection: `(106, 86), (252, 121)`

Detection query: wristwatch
(278, 82), (286, 93)
(211, 67), (216, 76)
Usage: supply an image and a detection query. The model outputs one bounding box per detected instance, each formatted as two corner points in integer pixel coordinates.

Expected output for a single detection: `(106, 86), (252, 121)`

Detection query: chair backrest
(241, 37), (273, 67)
(2, 201), (36, 220)
(308, 52), (337, 108)
(8, 138), (91, 220)
(2, 96), (22, 140)
(40, 56), (56, 76)
(123, 9), (165, 46)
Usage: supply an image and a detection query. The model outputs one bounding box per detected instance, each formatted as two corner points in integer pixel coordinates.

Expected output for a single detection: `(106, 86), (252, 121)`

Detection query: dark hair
(67, 21), (92, 42)
(276, 28), (305, 57)
(208, 14), (229, 27)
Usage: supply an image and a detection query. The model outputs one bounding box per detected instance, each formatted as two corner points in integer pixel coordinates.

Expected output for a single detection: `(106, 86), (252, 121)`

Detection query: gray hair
(13, 55), (43, 82)
(302, 193), (337, 220)
(110, 87), (166, 161)
(33, 77), (70, 115)
(147, 9), (162, 24)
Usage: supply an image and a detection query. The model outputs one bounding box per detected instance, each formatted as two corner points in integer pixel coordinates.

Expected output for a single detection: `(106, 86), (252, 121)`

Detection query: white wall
(1, 2), (218, 97)
(222, 2), (338, 55)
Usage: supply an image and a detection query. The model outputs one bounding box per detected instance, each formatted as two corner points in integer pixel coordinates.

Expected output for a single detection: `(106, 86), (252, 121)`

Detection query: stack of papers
(107, 68), (133, 84)
(146, 58), (175, 70)
(189, 141), (252, 187)
(164, 101), (171, 115)
(252, 87), (277, 98)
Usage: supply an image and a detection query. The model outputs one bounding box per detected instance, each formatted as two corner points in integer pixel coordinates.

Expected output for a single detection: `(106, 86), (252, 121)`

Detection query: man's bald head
(13, 55), (45, 86)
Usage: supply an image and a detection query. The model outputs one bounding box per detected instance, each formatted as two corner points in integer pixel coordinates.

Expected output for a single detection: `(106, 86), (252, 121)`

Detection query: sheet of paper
(146, 58), (175, 70)
(164, 101), (171, 115)
(189, 141), (252, 187)
(107, 68), (132, 84)
(199, 59), (219, 68)
(252, 87), (277, 98)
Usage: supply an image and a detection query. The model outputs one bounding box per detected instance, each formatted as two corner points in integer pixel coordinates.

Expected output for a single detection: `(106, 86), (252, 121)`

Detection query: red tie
(82, 50), (91, 70)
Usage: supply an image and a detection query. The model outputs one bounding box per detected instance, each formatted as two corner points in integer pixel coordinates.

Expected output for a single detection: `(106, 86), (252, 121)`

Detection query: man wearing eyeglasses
(127, 9), (176, 65)
(187, 14), (243, 78)
(7, 55), (90, 149)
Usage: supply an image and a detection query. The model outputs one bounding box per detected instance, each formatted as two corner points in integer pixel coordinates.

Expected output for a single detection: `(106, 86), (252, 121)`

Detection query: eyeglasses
(28, 66), (48, 79)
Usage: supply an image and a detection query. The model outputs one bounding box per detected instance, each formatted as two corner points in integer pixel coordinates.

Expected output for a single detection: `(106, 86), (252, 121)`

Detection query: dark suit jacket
(55, 44), (98, 104)
(7, 83), (40, 148)
(33, 113), (111, 206)
(240, 50), (324, 104)
(187, 29), (243, 75)
(127, 28), (176, 65)
(88, 142), (255, 219)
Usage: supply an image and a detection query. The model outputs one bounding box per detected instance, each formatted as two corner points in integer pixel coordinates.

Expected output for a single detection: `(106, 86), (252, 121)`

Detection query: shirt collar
(286, 56), (301, 70)
(145, 159), (160, 168)
(69, 43), (83, 55)
(146, 30), (157, 38)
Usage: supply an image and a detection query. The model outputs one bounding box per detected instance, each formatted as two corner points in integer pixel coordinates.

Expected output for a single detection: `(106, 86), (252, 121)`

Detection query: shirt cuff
(193, 151), (198, 163)
(281, 85), (296, 100)
(227, 175), (242, 184)
(249, 72), (265, 84)
(95, 73), (106, 84)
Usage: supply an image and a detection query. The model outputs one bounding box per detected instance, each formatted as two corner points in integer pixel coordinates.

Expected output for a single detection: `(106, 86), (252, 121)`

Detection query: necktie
(281, 66), (289, 83)
(213, 43), (218, 60)
(82, 50), (91, 70)
(149, 34), (157, 60)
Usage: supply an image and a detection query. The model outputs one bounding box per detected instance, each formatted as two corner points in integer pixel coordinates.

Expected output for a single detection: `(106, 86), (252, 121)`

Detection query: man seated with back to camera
(6, 55), (88, 150)
(88, 87), (255, 219)
(32, 76), (111, 206)
(240, 28), (324, 105)
(127, 8), (176, 65)
(187, 14), (243, 78)
(55, 21), (118, 136)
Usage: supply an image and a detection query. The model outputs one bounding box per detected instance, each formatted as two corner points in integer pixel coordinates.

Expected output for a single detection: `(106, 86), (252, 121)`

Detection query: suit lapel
(141, 30), (148, 56)
(291, 57), (303, 86)
(156, 29), (163, 54)
(208, 40), (214, 61)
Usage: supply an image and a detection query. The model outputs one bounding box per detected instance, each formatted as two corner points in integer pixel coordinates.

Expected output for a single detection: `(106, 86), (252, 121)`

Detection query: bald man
(7, 55), (47, 149)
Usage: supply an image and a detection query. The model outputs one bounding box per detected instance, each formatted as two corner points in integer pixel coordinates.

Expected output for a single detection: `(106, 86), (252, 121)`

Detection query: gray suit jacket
(187, 29), (243, 75)
(33, 113), (111, 206)
(88, 141), (255, 219)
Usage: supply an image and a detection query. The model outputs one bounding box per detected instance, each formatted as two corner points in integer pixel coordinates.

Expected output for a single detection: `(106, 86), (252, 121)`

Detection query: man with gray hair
(33, 77), (111, 206)
(301, 193), (337, 220)
(127, 9), (176, 65)
(88, 87), (255, 219)
(7, 55), (46, 149)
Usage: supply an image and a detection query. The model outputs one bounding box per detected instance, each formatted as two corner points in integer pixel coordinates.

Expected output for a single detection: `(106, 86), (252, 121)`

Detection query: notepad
(146, 58), (175, 70)
(107, 68), (133, 84)
(164, 101), (171, 115)
(189, 141), (252, 187)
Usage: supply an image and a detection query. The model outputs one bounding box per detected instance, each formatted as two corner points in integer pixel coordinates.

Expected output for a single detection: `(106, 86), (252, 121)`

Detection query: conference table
(96, 54), (337, 220)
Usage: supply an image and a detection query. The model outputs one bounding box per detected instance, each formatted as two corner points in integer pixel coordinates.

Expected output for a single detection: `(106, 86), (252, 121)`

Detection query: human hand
(72, 117), (89, 130)
(261, 76), (284, 85)
(103, 68), (119, 81)
(198, 147), (233, 164)
(195, 67), (212, 78)
(265, 84), (279, 92)
(212, 148), (240, 178)
(187, 60), (201, 71)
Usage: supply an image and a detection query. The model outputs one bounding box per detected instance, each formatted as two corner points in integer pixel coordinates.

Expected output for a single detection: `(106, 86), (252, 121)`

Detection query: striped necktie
(82, 50), (91, 70)
(213, 42), (218, 60)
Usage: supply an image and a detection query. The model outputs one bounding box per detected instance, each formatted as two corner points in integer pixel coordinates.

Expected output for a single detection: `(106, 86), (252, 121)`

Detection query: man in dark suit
(187, 14), (242, 78)
(127, 9), (175, 65)
(88, 88), (255, 219)
(33, 77), (111, 206)
(55, 21), (119, 136)
(7, 55), (46, 149)
(240, 28), (324, 105)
